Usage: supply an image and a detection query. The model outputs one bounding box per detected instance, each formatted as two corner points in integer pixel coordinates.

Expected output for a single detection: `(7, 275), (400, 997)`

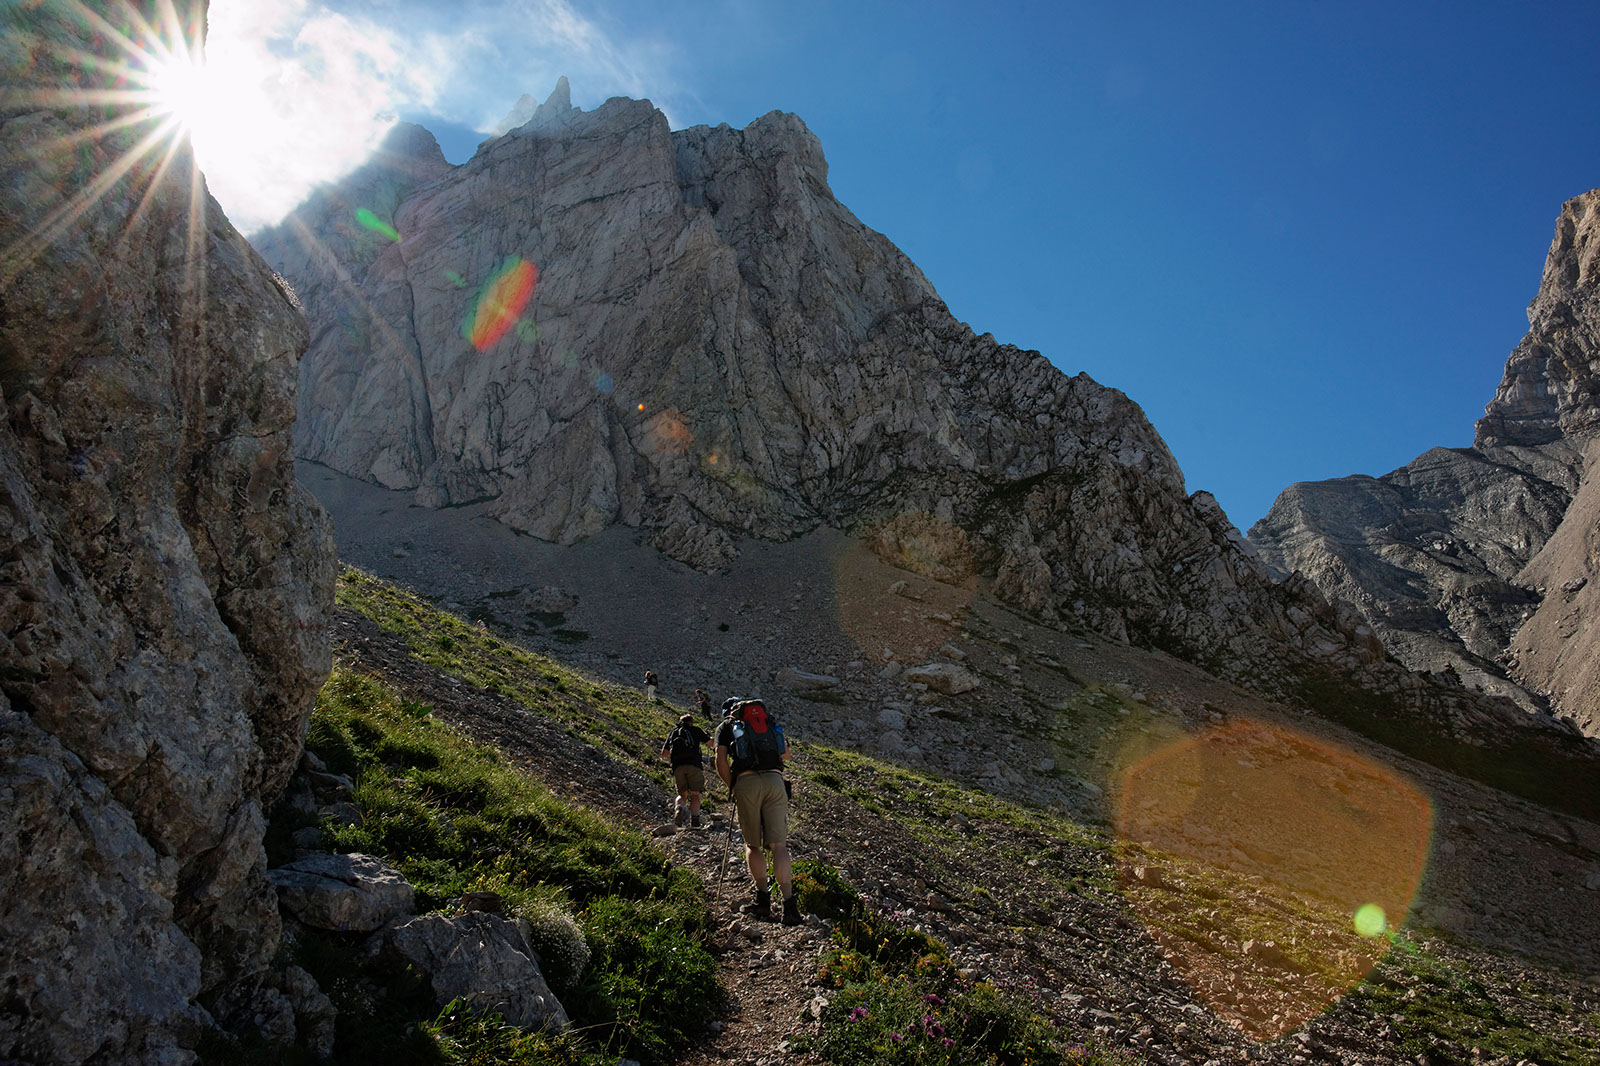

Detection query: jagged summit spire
(490, 76), (576, 138)
(542, 75), (571, 114)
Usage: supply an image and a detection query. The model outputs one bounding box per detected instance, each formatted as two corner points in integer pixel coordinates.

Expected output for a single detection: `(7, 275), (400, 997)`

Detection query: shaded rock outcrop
(0, 2), (336, 1062)
(1252, 190), (1600, 735)
(268, 853), (414, 932)
(383, 912), (571, 1032)
(258, 83), (1600, 816)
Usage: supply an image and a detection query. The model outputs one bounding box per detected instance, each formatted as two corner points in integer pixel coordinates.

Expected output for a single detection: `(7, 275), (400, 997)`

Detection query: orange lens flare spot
(640, 409), (694, 457)
(1114, 719), (1433, 1039)
(463, 257), (537, 351)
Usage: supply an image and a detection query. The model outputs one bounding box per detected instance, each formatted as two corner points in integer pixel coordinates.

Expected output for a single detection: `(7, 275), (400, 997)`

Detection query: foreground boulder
(0, 1), (336, 1060)
(385, 912), (571, 1032)
(268, 853), (415, 932)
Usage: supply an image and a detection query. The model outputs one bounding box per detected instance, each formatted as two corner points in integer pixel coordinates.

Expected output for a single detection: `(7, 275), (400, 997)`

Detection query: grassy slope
(300, 568), (1600, 1066)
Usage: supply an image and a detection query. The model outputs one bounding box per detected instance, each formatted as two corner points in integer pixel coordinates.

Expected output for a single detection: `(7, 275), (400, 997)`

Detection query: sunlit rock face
(260, 83), (1600, 813)
(0, 2), (335, 1062)
(255, 80), (1365, 682)
(1251, 190), (1600, 735)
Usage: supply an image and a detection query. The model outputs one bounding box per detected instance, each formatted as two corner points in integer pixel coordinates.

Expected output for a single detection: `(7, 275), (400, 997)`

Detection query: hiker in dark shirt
(644, 670), (658, 701)
(715, 699), (800, 925)
(661, 714), (711, 828)
(695, 688), (712, 721)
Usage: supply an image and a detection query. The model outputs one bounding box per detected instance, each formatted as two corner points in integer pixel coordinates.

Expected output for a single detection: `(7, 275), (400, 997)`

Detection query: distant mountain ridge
(1251, 189), (1600, 736)
(255, 80), (1600, 808)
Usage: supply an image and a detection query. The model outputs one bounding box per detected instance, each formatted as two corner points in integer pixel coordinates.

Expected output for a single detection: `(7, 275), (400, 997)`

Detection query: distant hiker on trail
(695, 688), (712, 721)
(644, 670), (658, 701)
(715, 698), (801, 925)
(661, 714), (711, 828)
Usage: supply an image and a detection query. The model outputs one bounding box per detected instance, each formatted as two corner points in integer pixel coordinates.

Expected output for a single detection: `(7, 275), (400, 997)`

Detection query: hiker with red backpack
(661, 714), (711, 828)
(714, 698), (801, 925)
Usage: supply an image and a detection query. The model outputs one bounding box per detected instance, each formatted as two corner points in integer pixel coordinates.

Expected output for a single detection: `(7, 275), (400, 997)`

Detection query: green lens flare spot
(354, 208), (400, 241)
(1353, 903), (1386, 938)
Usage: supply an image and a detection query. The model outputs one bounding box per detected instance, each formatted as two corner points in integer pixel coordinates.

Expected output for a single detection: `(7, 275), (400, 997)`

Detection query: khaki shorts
(672, 764), (706, 794)
(731, 771), (788, 849)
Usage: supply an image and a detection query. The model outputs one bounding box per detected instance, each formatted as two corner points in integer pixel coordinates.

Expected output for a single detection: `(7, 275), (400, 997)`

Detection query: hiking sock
(781, 895), (802, 926)
(673, 800), (686, 827)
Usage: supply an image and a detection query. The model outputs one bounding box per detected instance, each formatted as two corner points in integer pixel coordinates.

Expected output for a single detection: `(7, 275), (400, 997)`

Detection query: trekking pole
(714, 790), (735, 905)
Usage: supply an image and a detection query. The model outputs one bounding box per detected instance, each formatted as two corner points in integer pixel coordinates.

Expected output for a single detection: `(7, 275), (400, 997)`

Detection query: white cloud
(198, 0), (680, 234)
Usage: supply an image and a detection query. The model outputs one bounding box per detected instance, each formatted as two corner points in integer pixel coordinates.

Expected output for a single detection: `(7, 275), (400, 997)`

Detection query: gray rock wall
(1252, 190), (1600, 733)
(0, 3), (336, 1061)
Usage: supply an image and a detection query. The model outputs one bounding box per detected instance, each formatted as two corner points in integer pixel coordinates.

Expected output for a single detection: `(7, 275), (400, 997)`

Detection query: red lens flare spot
(463, 257), (537, 351)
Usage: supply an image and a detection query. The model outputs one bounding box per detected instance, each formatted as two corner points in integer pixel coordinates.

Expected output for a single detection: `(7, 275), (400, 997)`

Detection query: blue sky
(202, 0), (1600, 531)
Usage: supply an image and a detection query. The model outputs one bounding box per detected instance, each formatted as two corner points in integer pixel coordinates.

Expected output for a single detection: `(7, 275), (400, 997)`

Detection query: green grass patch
(333, 567), (682, 790)
(275, 664), (719, 1066)
(803, 891), (1128, 1066)
(1343, 935), (1600, 1065)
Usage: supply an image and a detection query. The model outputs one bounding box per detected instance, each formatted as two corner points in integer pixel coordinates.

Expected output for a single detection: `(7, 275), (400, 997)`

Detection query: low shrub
(809, 905), (1124, 1066)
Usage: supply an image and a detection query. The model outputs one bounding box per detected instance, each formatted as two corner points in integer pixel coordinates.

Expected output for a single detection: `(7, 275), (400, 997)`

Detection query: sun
(0, 1), (215, 286)
(147, 42), (259, 190)
(149, 49), (210, 133)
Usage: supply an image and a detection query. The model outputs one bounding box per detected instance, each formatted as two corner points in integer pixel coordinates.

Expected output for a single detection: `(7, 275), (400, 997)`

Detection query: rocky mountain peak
(1253, 187), (1600, 735)
(1475, 188), (1600, 449)
(491, 75), (579, 137)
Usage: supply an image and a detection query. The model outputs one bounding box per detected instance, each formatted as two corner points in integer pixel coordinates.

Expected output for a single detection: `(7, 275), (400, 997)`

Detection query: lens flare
(462, 256), (537, 351)
(639, 409), (694, 459)
(354, 207), (399, 241)
(1353, 903), (1387, 938)
(1114, 718), (1433, 1039)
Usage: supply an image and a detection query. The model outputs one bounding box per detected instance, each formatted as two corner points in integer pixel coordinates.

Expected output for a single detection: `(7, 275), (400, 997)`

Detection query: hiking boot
(739, 890), (773, 921)
(672, 803), (686, 828)
(781, 895), (802, 926)
(690, 812), (702, 829)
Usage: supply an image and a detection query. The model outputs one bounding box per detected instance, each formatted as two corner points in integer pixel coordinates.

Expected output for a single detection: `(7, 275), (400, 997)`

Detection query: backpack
(730, 700), (785, 772)
(667, 725), (701, 765)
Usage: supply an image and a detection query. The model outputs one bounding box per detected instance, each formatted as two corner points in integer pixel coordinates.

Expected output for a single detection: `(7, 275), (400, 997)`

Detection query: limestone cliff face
(256, 81), (1368, 681)
(1252, 190), (1600, 734)
(0, 3), (335, 1062)
(259, 83), (1600, 811)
